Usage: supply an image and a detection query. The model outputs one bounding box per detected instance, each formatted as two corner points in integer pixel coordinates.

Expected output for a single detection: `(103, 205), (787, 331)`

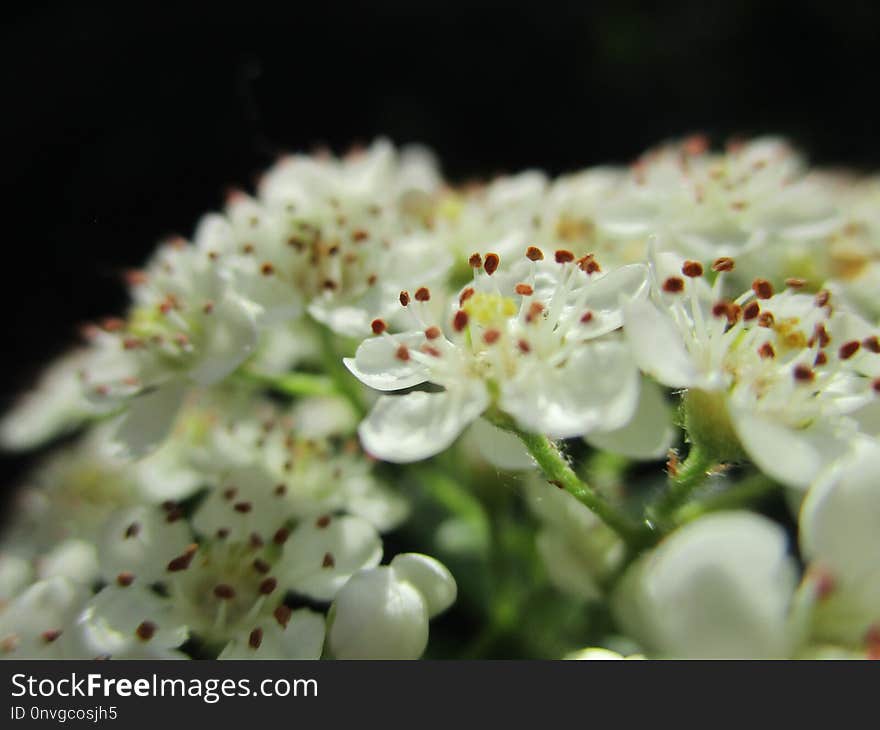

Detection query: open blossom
(624, 250), (880, 487)
(345, 248), (650, 462)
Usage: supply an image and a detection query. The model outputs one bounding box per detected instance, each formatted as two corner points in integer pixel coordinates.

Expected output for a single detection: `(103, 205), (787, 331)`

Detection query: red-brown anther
(135, 622), (157, 641)
(793, 364), (815, 382)
(757, 311), (775, 328)
(242, 244), (255, 255)
(260, 262), (275, 276)
(752, 278), (774, 300)
(395, 345), (411, 361)
(554, 249), (575, 264)
(580, 310), (594, 324)
(863, 336), (880, 353)
(214, 584), (236, 600)
(662, 276), (685, 293)
(743, 301), (760, 320)
(425, 326), (441, 340)
(577, 255), (601, 274)
(873, 378), (880, 394)
(116, 572), (135, 587)
(274, 483), (287, 497)
(811, 324), (831, 349)
(712, 300), (741, 325)
(352, 229), (369, 242)
(459, 287), (475, 306)
(259, 578), (278, 595)
(421, 345), (442, 358)
(249, 533), (264, 549)
(273, 605), (292, 628)
(815, 351), (828, 367)
(815, 290), (831, 308)
(234, 502), (252, 513)
(839, 340), (861, 360)
(517, 339), (531, 353)
(525, 246), (544, 261)
(366, 274), (378, 286)
(414, 287), (431, 302)
(711, 257), (736, 272)
(316, 515), (331, 528)
(322, 552), (336, 568)
(248, 628), (263, 650)
(253, 558), (271, 575)
(397, 291), (410, 308)
(216, 528), (230, 540)
(785, 278), (807, 289)
(526, 301), (544, 323)
(483, 329), (501, 345)
(124, 522), (141, 539)
(682, 260), (704, 278)
(166, 549), (195, 572)
(322, 279), (338, 291)
(758, 342), (776, 359)
(203, 300), (215, 315)
(453, 310), (469, 332)
(273, 527), (290, 545)
(41, 630), (62, 644)
(223, 487), (237, 501)
(515, 283), (534, 296)
(370, 318), (387, 335)
(484, 253), (500, 275)
(469, 253), (483, 269)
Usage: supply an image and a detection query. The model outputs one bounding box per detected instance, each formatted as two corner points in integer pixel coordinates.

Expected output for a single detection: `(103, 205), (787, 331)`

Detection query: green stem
(673, 473), (780, 524)
(652, 444), (715, 520)
(487, 413), (652, 548)
(236, 369), (338, 398)
(411, 463), (490, 551)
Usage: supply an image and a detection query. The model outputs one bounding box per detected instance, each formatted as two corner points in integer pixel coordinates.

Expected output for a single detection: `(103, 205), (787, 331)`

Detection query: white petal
(38, 539), (99, 586)
(113, 379), (187, 458)
(359, 385), (489, 463)
(343, 333), (430, 391)
(280, 515), (382, 602)
(390, 553), (457, 618)
(623, 299), (699, 388)
(189, 294), (259, 386)
(219, 609), (326, 660)
(328, 566), (429, 659)
(586, 378), (676, 460)
(577, 263), (650, 335)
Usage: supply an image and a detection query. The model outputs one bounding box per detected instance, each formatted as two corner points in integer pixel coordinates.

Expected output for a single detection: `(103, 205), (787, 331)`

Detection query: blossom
(624, 250), (880, 487)
(328, 553), (456, 659)
(612, 512), (799, 658)
(345, 249), (650, 462)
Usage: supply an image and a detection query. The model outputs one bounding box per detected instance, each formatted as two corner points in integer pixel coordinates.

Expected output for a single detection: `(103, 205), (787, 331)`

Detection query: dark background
(1, 0), (878, 447)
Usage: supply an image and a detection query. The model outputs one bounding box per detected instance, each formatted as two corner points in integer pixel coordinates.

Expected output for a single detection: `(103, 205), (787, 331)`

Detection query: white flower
(613, 512), (798, 658)
(800, 437), (880, 648)
(328, 553), (456, 659)
(565, 647), (644, 660)
(346, 248), (650, 462)
(624, 250), (880, 487)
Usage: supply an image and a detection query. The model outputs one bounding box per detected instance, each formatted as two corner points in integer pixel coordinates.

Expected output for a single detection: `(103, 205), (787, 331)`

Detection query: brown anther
(484, 253), (500, 275)
(223, 487), (237, 501)
(371, 318), (387, 335)
(576, 254), (601, 274)
(367, 274), (378, 286)
(203, 301), (215, 314)
(414, 287), (431, 302)
(453, 310), (469, 332)
(752, 278), (774, 300)
(483, 329), (501, 345)
(124, 522), (141, 539)
(214, 584), (236, 600)
(525, 246), (544, 261)
(743, 301), (760, 320)
(814, 290), (831, 308)
(421, 345), (442, 357)
(249, 533), (264, 549)
(242, 243), (255, 254)
(167, 544), (197, 572)
(712, 300), (741, 325)
(273, 527), (290, 545)
(554, 249), (575, 264)
(395, 345), (411, 361)
(253, 558), (271, 574)
(459, 287), (475, 306)
(873, 378), (880, 394)
(41, 629), (62, 644)
(814, 351), (828, 367)
(274, 483), (287, 497)
(862, 336), (880, 353)
(316, 515), (331, 528)
(322, 552), (336, 568)
(515, 283), (534, 296)
(322, 279), (338, 291)
(517, 339), (531, 353)
(682, 260), (704, 278)
(757, 311), (775, 328)
(711, 257), (736, 272)
(526, 301), (545, 323)
(260, 262), (275, 276)
(116, 572), (135, 587)
(135, 621), (156, 641)
(248, 628), (263, 649)
(468, 253), (483, 269)
(811, 324), (831, 348)
(399, 290), (410, 307)
(662, 276), (685, 293)
(785, 278), (807, 289)
(259, 578), (278, 595)
(234, 501), (252, 513)
(580, 311), (594, 324)
(793, 364), (815, 382)
(839, 340), (861, 360)
(425, 326), (441, 340)
(273, 605), (292, 628)
(757, 342), (776, 359)
(216, 528), (230, 540)
(352, 229), (369, 242)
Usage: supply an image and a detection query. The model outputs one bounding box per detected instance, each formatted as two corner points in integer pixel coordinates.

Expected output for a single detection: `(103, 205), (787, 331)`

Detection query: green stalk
(237, 369), (338, 398)
(651, 444), (715, 521)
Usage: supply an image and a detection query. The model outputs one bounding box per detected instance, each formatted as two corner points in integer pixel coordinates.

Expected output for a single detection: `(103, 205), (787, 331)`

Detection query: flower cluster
(2, 135), (880, 659)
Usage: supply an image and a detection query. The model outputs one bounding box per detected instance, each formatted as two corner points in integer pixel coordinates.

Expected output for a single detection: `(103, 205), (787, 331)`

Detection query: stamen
(554, 249), (575, 264)
(483, 329), (501, 345)
(234, 502), (252, 513)
(793, 364), (815, 382)
(526, 301), (544, 323)
(863, 336), (880, 353)
(484, 253), (500, 275)
(249, 628), (263, 649)
(274, 605), (292, 628)
(453, 310), (469, 332)
(124, 523), (141, 539)
(469, 253), (483, 269)
(116, 572), (135, 587)
(743, 301), (760, 320)
(785, 278), (807, 289)
(214, 584), (236, 600)
(662, 277), (685, 293)
(370, 319), (387, 335)
(135, 621), (157, 641)
(525, 246), (544, 261)
(681, 260), (704, 277)
(167, 545), (198, 572)
(814, 351), (828, 366)
(41, 630), (62, 644)
(711, 257), (736, 272)
(259, 578), (277, 595)
(399, 291), (410, 307)
(752, 278), (774, 299)
(515, 283), (534, 296)
(814, 290), (831, 308)
(839, 341), (860, 360)
(414, 287), (431, 302)
(223, 487), (237, 501)
(260, 262), (275, 276)
(273, 528), (290, 545)
(322, 553), (336, 568)
(580, 311), (594, 323)
(576, 254), (600, 274)
(517, 339), (531, 353)
(459, 287), (475, 306)
(253, 559), (271, 574)
(395, 345), (411, 362)
(425, 326), (441, 340)
(758, 342), (775, 359)
(757, 311), (775, 328)
(315, 515), (331, 528)
(274, 484), (287, 497)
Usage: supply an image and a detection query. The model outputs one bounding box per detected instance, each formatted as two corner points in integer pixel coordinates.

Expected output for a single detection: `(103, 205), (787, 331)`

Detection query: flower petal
(343, 332), (430, 392)
(623, 299), (699, 388)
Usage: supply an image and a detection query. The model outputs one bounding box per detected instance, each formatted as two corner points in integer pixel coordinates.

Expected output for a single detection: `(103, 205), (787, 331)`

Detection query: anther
(124, 522), (141, 539)
(577, 254), (601, 274)
(371, 319), (387, 335)
(743, 301), (760, 320)
(711, 257), (735, 272)
(259, 578), (277, 595)
(814, 351), (828, 367)
(223, 487), (237, 501)
(116, 572), (135, 587)
(214, 584), (236, 600)
(274, 605), (292, 628)
(785, 278), (807, 289)
(862, 336), (880, 353)
(483, 329), (501, 345)
(425, 326), (441, 340)
(554, 249), (575, 264)
(793, 364), (815, 382)
(135, 622), (157, 641)
(757, 311), (775, 328)
(839, 341), (861, 360)
(662, 277), (685, 293)
(517, 339), (531, 353)
(469, 253), (483, 269)
(526, 301), (544, 323)
(453, 310), (469, 332)
(682, 260), (703, 277)
(274, 484), (287, 497)
(234, 501), (252, 513)
(253, 559), (271, 574)
(260, 262), (275, 276)
(399, 291), (410, 307)
(580, 311), (594, 324)
(316, 515), (331, 528)
(395, 345), (411, 361)
(273, 527), (290, 545)
(814, 290), (831, 308)
(459, 287), (475, 306)
(414, 287), (431, 302)
(322, 553), (336, 568)
(752, 278), (774, 299)
(249, 628), (263, 649)
(515, 283), (534, 296)
(484, 253), (500, 275)
(41, 630), (62, 644)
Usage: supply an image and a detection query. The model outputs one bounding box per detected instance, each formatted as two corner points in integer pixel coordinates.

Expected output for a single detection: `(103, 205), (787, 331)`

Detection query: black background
(1, 0), (878, 465)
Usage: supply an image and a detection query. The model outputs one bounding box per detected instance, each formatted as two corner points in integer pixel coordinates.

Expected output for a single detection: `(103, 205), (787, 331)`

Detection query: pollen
(757, 342), (775, 359)
(743, 301), (760, 320)
(462, 292), (517, 326)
